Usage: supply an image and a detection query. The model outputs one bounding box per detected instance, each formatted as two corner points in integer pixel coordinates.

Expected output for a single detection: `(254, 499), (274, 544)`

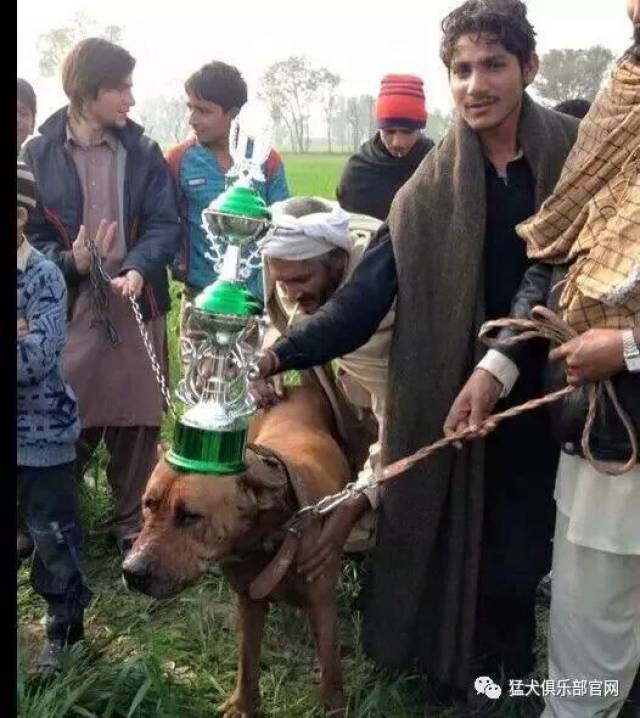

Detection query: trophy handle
(240, 245), (264, 279)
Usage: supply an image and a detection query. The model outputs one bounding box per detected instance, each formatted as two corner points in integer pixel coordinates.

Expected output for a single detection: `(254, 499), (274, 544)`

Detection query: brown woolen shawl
(361, 94), (578, 689)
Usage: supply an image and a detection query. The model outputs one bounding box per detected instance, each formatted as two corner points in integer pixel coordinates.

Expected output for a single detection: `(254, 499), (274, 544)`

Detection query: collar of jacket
(365, 131), (433, 168)
(38, 106), (144, 151)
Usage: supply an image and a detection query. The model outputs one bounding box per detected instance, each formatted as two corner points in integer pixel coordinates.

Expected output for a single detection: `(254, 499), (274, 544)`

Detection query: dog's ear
(243, 454), (288, 490)
(238, 457), (288, 511)
(238, 474), (282, 511)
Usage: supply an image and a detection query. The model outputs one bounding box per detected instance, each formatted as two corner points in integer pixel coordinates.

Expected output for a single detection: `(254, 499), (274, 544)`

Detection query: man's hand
(72, 220), (117, 275)
(443, 368), (504, 445)
(249, 376), (284, 409)
(17, 318), (29, 338)
(111, 269), (144, 300)
(71, 225), (91, 274)
(257, 349), (280, 379)
(297, 493), (370, 583)
(549, 328), (625, 385)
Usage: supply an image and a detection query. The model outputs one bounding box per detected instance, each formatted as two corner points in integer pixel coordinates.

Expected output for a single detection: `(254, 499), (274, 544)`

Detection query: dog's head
(122, 447), (289, 598)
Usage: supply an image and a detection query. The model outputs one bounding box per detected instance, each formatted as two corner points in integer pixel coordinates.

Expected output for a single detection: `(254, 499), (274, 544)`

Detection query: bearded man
(258, 197), (393, 550)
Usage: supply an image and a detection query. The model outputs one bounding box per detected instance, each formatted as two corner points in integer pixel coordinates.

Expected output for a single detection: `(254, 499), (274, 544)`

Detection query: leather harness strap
(245, 443), (315, 600)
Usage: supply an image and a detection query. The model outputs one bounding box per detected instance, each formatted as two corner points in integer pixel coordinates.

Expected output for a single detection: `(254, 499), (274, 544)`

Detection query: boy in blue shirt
(17, 162), (92, 671)
(166, 61), (289, 305)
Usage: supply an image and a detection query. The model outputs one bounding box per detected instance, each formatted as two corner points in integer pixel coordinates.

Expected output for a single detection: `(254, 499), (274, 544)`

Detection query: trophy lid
(194, 279), (262, 317)
(211, 183), (272, 220)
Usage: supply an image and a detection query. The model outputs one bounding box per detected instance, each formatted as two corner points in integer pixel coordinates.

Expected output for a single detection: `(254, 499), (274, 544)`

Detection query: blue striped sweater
(17, 244), (80, 466)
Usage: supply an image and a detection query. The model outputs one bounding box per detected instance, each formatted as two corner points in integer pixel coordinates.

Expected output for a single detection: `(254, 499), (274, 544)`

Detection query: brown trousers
(77, 426), (159, 542)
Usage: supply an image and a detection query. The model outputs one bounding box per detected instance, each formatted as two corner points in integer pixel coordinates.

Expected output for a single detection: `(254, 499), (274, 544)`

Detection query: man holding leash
(256, 0), (579, 694)
(446, 1), (640, 712)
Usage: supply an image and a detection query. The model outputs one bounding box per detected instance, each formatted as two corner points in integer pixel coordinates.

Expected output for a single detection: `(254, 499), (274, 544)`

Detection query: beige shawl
(517, 58), (640, 331)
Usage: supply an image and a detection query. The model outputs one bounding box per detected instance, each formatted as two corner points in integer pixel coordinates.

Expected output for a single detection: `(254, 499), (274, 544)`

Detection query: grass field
(280, 153), (349, 199)
(17, 154), (547, 717)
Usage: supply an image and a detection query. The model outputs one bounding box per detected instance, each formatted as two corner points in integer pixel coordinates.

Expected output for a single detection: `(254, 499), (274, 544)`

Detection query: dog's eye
(174, 508), (203, 528)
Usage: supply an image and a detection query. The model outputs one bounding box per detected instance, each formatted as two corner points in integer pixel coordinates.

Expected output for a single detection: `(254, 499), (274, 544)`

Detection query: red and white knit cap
(375, 74), (427, 130)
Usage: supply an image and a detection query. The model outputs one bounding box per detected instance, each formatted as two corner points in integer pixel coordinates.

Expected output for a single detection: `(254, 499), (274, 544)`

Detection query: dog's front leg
(219, 594), (266, 718)
(307, 574), (345, 717)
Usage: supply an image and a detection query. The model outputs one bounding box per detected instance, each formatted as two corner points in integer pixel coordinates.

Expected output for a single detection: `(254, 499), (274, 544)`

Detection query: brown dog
(122, 385), (351, 717)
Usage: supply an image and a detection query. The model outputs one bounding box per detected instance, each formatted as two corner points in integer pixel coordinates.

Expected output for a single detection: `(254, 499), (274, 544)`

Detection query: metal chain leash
(86, 241), (176, 417)
(128, 291), (177, 417)
(86, 237), (121, 345)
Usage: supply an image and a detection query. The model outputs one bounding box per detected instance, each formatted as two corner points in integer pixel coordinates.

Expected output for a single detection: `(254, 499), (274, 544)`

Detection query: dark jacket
(20, 107), (180, 321)
(336, 132), (434, 220)
(498, 262), (640, 463)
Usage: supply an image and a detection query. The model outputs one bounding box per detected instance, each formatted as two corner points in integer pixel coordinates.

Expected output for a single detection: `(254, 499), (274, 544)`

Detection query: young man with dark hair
(336, 74), (434, 220)
(256, 0), (579, 696)
(447, 2), (640, 713)
(61, 38), (136, 109)
(167, 60), (289, 303)
(17, 78), (37, 153)
(20, 37), (180, 558)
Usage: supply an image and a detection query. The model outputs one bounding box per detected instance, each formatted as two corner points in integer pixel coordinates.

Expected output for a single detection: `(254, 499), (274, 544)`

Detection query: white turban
(259, 206), (352, 260)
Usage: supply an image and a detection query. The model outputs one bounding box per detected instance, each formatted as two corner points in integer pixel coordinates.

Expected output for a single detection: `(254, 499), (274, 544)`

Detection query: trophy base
(166, 421), (248, 474)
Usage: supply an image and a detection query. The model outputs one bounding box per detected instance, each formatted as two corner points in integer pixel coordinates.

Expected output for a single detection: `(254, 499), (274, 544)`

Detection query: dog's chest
(221, 553), (308, 607)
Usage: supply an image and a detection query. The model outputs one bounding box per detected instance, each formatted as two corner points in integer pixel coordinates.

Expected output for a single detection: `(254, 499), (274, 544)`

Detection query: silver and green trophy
(166, 124), (273, 474)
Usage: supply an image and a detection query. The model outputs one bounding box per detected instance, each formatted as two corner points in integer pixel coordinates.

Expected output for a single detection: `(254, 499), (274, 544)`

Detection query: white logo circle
(474, 676), (502, 700)
(474, 676), (493, 694)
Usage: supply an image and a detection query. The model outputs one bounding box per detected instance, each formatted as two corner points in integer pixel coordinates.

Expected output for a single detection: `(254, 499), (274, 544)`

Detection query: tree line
(35, 14), (615, 152)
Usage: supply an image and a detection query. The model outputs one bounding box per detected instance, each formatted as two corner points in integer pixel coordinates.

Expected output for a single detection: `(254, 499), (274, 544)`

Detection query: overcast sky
(17, 0), (632, 130)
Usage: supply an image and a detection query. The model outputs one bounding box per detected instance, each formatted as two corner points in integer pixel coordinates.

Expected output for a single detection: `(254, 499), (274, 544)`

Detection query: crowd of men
(17, 0), (639, 715)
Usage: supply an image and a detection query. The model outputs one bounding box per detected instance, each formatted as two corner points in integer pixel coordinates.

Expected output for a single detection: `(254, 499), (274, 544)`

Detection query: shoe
(17, 530), (34, 562)
(35, 613), (84, 675)
(35, 638), (66, 674)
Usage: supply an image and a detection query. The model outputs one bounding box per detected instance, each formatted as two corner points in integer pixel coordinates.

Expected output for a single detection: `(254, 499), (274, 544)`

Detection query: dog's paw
(218, 693), (258, 718)
(220, 709), (252, 718)
(322, 690), (345, 718)
(324, 706), (345, 718)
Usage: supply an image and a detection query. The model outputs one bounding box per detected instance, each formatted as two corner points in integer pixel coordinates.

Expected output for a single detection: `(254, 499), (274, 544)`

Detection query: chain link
(292, 482), (360, 522)
(128, 291), (176, 417)
(86, 236), (121, 345)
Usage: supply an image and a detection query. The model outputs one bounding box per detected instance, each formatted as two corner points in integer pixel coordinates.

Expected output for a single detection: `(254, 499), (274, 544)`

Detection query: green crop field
(17, 155), (547, 717)
(280, 153), (349, 199)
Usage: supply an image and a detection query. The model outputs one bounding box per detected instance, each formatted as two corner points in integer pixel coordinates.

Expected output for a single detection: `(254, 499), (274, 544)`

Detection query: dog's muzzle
(122, 551), (159, 595)
(121, 548), (190, 598)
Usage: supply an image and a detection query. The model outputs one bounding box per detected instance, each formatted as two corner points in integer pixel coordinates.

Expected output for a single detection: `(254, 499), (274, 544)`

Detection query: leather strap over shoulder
(245, 444), (314, 600)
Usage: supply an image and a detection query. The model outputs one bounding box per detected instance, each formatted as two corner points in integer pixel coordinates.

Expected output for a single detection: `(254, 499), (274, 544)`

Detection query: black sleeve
(496, 261), (554, 366)
(120, 142), (181, 281)
(272, 224), (397, 372)
(20, 142), (84, 286)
